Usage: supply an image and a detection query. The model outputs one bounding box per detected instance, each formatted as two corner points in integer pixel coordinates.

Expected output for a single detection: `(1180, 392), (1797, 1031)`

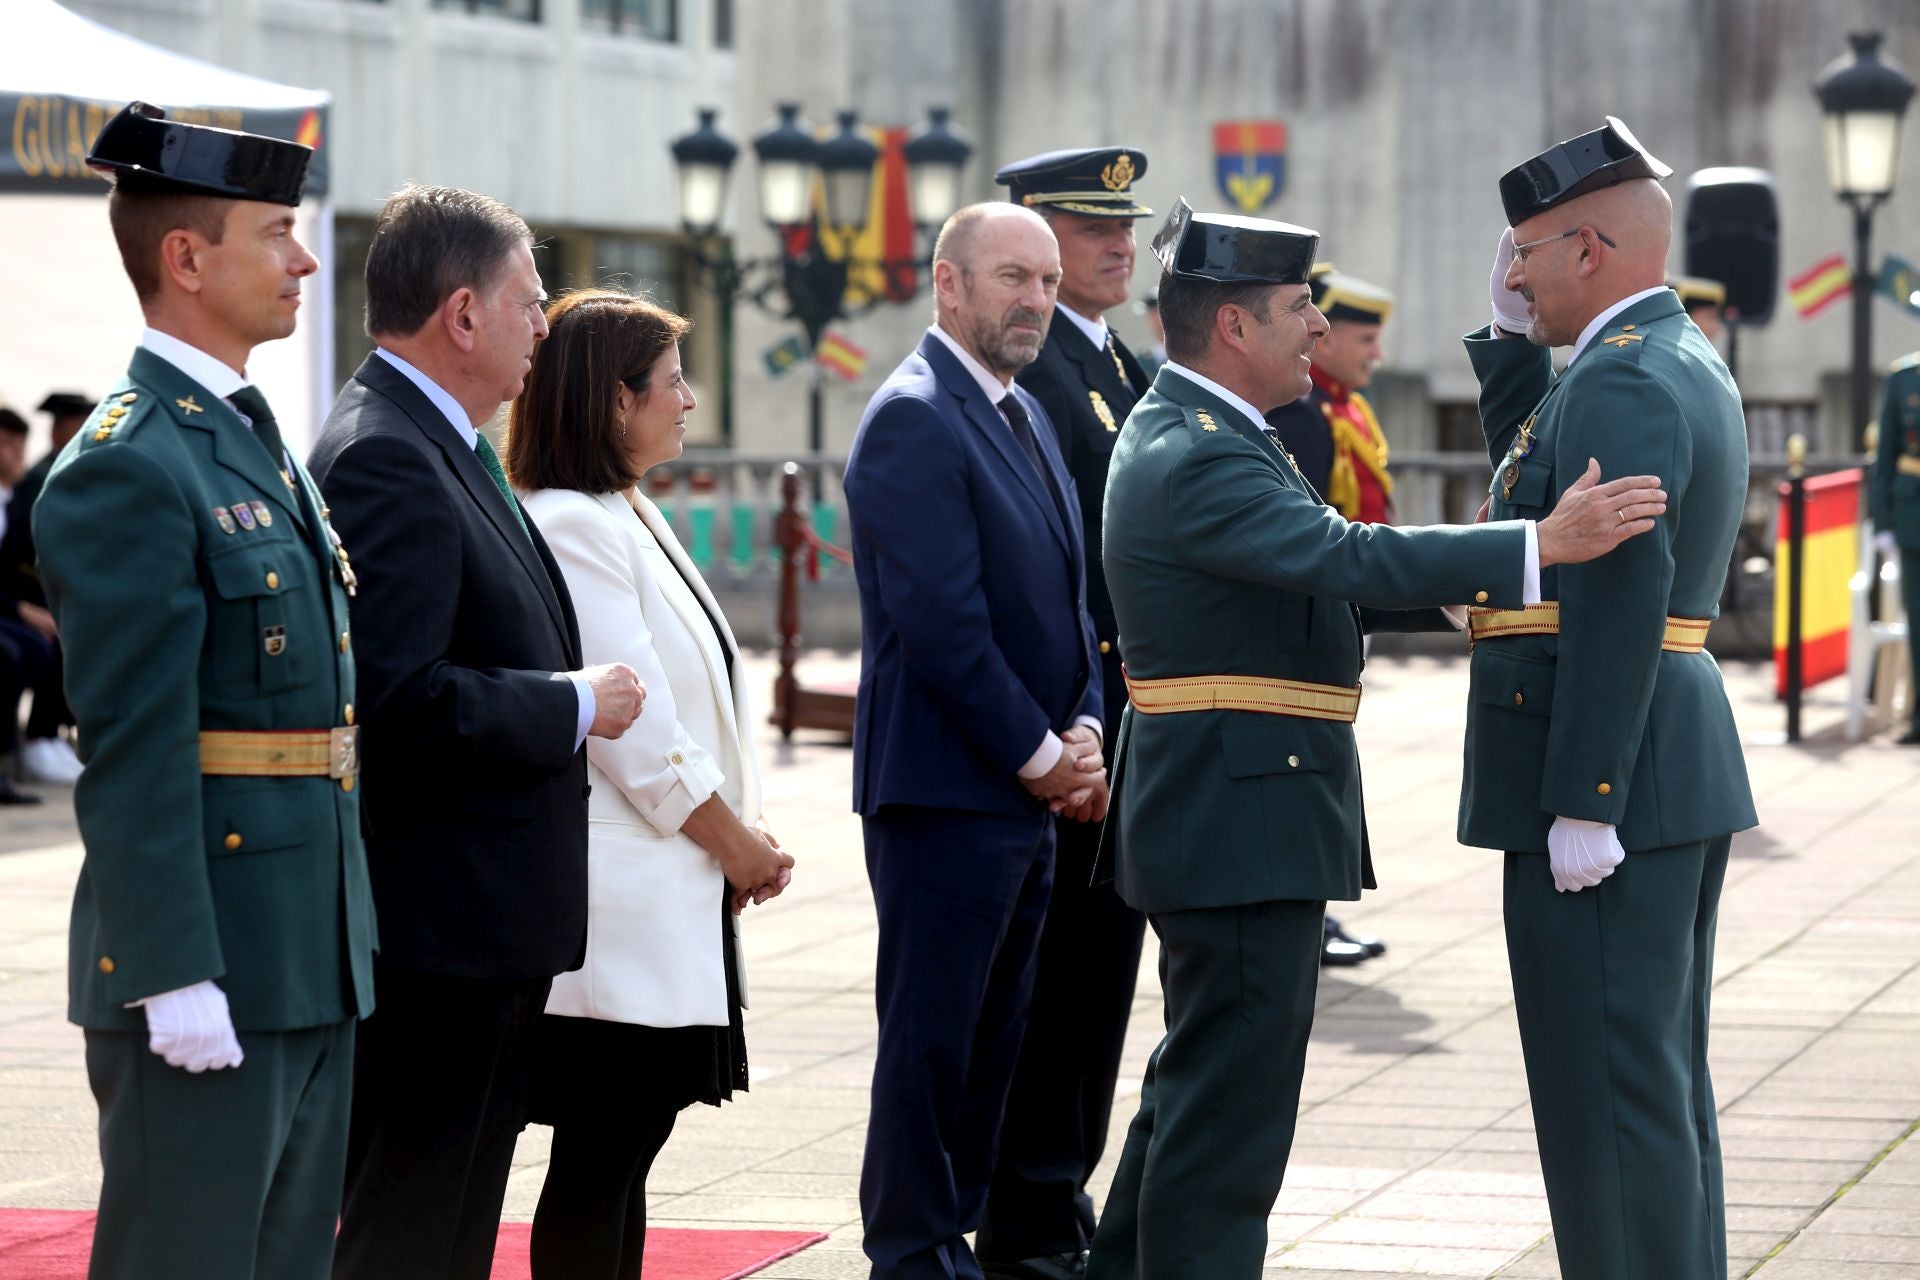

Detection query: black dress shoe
(1320, 933), (1370, 967)
(1326, 916), (1387, 958)
(1898, 726), (1920, 746)
(0, 777), (43, 805)
(982, 1251), (1088, 1280)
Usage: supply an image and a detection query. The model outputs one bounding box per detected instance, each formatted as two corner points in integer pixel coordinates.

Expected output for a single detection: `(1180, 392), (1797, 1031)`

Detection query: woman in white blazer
(506, 289), (794, 1280)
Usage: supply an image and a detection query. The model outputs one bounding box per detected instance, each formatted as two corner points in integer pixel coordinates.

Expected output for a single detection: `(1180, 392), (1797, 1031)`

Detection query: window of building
(431, 0), (541, 23)
(580, 0), (676, 39)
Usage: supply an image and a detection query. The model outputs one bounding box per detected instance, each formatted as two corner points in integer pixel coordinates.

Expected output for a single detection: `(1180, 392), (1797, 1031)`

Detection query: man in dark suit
(35, 101), (374, 1280)
(1, 392), (89, 788)
(978, 146), (1152, 1280)
(845, 201), (1109, 1280)
(309, 184), (645, 1280)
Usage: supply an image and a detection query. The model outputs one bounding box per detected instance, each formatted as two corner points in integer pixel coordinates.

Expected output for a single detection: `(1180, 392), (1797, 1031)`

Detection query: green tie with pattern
(471, 432), (531, 541)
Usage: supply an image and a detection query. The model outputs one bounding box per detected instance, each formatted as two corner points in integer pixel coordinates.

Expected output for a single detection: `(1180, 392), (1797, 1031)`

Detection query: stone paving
(1, 651), (1916, 1279)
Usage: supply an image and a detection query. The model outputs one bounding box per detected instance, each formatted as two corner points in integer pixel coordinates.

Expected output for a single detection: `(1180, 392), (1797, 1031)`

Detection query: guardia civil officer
(1461, 118), (1758, 1278)
(1870, 353), (1920, 744)
(978, 145), (1153, 1280)
(1671, 274), (1728, 344)
(33, 102), (374, 1280)
(1085, 199), (1668, 1280)
(1264, 264), (1399, 968)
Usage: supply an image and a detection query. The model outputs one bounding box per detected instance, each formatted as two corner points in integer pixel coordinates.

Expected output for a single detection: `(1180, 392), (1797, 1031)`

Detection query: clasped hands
(1023, 726), (1109, 823)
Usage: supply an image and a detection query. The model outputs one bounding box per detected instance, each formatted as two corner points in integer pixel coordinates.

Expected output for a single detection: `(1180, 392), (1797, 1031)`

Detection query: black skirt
(527, 884), (749, 1127)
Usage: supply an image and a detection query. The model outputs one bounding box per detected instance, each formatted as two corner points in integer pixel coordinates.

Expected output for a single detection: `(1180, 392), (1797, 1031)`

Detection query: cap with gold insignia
(1669, 275), (1727, 311)
(1499, 116), (1672, 227)
(995, 146), (1152, 218)
(36, 392), (94, 418)
(1151, 197), (1319, 285)
(1308, 263), (1394, 325)
(87, 101), (311, 206)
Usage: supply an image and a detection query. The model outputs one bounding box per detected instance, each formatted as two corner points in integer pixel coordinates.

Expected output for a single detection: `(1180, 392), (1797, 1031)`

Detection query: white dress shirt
(374, 347), (595, 750)
(1160, 362), (1541, 603)
(925, 323), (1102, 778)
(1054, 301), (1111, 350)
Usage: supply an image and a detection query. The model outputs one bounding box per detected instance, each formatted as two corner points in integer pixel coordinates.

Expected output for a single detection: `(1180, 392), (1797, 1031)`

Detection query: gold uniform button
(341, 776), (355, 793)
(670, 751), (685, 765)
(265, 571), (280, 589)
(340, 632), (351, 654)
(1474, 591), (1489, 604)
(224, 833), (243, 850)
(344, 703), (354, 726)
(1513, 692), (1525, 708)
(1098, 640), (1112, 655)
(98, 956), (115, 974)
(1287, 754), (1301, 768)
(119, 392), (138, 404)
(1596, 782), (1612, 796)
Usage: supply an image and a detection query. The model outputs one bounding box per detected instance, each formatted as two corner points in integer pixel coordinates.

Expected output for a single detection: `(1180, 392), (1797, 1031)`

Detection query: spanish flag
(1773, 468), (1862, 696)
(1788, 254), (1851, 320)
(816, 332), (869, 382)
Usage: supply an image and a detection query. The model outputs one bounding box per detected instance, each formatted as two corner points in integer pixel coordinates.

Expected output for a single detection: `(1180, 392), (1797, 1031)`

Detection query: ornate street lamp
(669, 107), (738, 237)
(1815, 31), (1916, 451)
(903, 106), (972, 230)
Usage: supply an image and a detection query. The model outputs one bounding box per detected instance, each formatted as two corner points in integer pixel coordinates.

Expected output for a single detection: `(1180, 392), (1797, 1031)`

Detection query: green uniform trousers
(1088, 898), (1324, 1280)
(1902, 548), (1920, 733)
(84, 1017), (355, 1280)
(1505, 836), (1730, 1280)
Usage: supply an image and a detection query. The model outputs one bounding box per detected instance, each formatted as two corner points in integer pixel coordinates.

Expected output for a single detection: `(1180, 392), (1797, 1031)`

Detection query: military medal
(1090, 389), (1118, 432)
(327, 522), (359, 596)
(250, 501), (273, 529)
(212, 506), (237, 534)
(263, 625), (286, 657)
(233, 503), (256, 531)
(1501, 415), (1537, 501)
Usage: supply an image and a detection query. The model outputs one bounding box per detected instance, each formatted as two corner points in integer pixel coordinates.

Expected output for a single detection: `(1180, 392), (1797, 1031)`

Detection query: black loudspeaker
(1684, 168), (1780, 326)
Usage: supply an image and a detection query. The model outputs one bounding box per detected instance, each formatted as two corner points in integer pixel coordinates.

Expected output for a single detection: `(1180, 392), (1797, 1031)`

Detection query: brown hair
(364, 184), (531, 338)
(107, 188), (232, 302)
(505, 289), (693, 494)
(1157, 268), (1278, 363)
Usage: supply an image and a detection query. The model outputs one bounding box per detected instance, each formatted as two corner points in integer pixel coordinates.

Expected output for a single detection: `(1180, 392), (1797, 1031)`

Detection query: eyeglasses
(1512, 226), (1617, 264)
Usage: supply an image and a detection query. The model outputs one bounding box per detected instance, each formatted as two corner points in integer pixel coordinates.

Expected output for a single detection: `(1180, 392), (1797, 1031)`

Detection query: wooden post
(774, 462), (803, 740)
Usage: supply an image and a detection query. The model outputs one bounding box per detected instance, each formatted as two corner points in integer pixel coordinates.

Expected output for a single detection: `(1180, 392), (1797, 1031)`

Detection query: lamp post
(670, 103), (972, 482)
(1814, 30), (1915, 453)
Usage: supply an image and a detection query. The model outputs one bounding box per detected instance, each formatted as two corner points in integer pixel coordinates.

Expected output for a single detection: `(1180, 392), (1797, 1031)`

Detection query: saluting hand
(1535, 459), (1666, 567)
(580, 662), (646, 739)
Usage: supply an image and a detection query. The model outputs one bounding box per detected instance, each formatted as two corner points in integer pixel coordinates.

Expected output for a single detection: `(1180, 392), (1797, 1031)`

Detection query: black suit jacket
(1015, 310), (1149, 727)
(308, 354), (588, 980)
(1, 453), (52, 610)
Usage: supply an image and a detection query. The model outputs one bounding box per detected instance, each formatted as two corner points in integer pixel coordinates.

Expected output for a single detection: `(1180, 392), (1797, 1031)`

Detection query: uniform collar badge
(176, 395), (204, 414)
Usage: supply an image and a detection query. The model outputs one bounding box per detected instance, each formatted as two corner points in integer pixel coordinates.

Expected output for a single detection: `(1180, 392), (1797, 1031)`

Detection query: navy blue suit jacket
(845, 331), (1103, 819)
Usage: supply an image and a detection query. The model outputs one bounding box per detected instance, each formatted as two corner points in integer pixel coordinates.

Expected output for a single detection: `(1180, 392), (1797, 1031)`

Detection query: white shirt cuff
(1019, 731), (1064, 780)
(570, 675), (595, 750)
(1073, 715), (1103, 743)
(1521, 520), (1542, 605)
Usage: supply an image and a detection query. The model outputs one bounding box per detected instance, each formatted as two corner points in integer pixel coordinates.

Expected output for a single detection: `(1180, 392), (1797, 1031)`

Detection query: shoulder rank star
(1195, 409), (1218, 432)
(1090, 389), (1118, 431)
(176, 395), (204, 414)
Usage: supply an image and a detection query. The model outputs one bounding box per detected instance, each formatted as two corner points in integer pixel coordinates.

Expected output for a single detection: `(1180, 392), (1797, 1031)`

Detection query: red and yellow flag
(1788, 254), (1851, 320)
(1773, 468), (1862, 696)
(816, 331), (869, 381)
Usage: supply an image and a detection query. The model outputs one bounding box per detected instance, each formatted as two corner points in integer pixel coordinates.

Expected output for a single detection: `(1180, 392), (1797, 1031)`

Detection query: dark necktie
(472, 431), (532, 542)
(999, 393), (1048, 479)
(228, 384), (292, 489)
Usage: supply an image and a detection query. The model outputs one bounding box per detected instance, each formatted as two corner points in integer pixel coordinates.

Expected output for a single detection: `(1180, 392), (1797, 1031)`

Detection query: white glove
(140, 980), (244, 1072)
(1490, 227), (1533, 336)
(1877, 530), (1901, 559)
(1547, 816), (1626, 893)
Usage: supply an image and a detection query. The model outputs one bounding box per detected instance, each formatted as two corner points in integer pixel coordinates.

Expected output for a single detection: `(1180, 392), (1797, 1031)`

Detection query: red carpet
(0, 1209), (827, 1280)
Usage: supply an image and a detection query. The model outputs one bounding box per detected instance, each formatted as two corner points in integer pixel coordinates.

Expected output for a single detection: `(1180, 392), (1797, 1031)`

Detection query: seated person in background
(506, 288), (794, 1280)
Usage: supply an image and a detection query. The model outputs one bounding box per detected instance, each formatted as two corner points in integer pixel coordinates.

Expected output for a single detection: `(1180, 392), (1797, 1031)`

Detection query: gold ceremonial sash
(1124, 670), (1361, 723)
(1468, 603), (1710, 653)
(199, 728), (359, 779)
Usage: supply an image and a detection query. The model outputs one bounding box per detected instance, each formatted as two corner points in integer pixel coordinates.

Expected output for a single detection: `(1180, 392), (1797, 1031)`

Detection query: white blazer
(521, 486), (761, 1027)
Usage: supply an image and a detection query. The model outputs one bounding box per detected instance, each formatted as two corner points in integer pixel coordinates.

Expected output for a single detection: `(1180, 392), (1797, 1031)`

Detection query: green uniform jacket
(1459, 290), (1757, 854)
(1096, 367), (1528, 913)
(35, 348), (376, 1033)
(1870, 354), (1920, 550)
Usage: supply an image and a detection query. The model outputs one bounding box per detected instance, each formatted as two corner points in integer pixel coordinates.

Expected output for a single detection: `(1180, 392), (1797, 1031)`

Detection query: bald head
(932, 202), (1061, 378)
(1505, 178), (1673, 346)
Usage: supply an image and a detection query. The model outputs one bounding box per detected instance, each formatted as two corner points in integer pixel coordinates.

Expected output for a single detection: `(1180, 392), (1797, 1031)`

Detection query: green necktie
(228, 384), (291, 486)
(472, 431), (531, 541)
